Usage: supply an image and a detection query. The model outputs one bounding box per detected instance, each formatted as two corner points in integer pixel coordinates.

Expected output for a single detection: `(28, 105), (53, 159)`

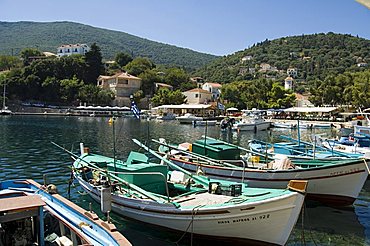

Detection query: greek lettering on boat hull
(217, 214), (270, 224)
(330, 168), (360, 176)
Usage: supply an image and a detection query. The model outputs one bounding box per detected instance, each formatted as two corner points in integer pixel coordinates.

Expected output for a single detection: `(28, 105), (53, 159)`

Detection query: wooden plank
(0, 195), (45, 212)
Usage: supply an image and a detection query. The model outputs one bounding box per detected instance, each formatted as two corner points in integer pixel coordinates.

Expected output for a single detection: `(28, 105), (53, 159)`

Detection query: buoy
(47, 184), (58, 194)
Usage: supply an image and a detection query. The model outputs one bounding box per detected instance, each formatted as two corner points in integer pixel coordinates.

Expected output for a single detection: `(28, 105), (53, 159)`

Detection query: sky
(1, 0), (369, 56)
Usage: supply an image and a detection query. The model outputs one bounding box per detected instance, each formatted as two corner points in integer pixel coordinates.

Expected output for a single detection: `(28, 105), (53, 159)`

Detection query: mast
(2, 83), (6, 109)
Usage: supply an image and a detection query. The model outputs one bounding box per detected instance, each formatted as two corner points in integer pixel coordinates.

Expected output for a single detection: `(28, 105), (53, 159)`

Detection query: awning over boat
(284, 107), (338, 113)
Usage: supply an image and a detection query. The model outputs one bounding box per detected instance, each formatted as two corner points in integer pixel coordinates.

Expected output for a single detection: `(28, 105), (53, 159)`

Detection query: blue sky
(1, 0), (369, 55)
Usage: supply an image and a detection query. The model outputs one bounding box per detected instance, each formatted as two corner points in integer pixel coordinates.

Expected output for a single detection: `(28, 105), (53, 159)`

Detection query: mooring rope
(174, 205), (203, 246)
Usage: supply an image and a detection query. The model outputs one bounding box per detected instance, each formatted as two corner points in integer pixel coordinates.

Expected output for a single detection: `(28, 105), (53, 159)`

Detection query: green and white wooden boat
(67, 140), (306, 245)
(157, 137), (370, 206)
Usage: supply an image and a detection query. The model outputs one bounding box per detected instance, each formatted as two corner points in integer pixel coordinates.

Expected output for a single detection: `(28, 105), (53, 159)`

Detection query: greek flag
(217, 102), (225, 110)
(131, 101), (140, 119)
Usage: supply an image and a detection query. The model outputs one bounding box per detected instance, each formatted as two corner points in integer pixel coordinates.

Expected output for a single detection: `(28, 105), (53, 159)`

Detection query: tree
(124, 57), (155, 76)
(41, 77), (60, 102)
(0, 55), (21, 71)
(151, 88), (186, 106)
(20, 48), (43, 66)
(84, 43), (105, 84)
(78, 84), (115, 105)
(60, 76), (84, 103)
(115, 52), (133, 67)
(139, 70), (162, 96)
(163, 67), (189, 90)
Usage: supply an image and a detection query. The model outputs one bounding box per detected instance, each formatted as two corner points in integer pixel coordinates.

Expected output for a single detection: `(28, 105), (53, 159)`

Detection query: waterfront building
(97, 72), (142, 106)
(151, 104), (215, 117)
(190, 77), (205, 88)
(295, 93), (314, 107)
(57, 43), (90, 57)
(202, 82), (222, 100)
(183, 88), (212, 104)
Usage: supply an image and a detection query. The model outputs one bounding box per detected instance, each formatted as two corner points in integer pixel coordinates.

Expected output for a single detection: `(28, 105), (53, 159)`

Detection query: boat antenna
(297, 115), (301, 147)
(147, 116), (150, 163)
(204, 120), (208, 157)
(109, 116), (117, 172)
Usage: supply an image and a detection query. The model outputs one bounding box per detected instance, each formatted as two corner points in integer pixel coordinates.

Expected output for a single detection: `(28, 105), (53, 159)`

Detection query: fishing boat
(272, 122), (297, 129)
(249, 136), (363, 160)
(59, 140), (307, 245)
(176, 113), (203, 124)
(0, 179), (131, 246)
(156, 137), (369, 206)
(273, 121), (333, 129)
(321, 137), (370, 157)
(0, 83), (12, 115)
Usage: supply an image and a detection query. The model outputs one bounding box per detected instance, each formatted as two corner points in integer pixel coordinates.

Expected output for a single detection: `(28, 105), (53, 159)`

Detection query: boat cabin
(191, 139), (241, 160)
(0, 195), (46, 245)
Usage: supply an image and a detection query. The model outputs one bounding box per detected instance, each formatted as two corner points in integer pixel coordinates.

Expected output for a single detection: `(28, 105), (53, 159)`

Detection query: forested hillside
(194, 33), (370, 83)
(0, 21), (217, 70)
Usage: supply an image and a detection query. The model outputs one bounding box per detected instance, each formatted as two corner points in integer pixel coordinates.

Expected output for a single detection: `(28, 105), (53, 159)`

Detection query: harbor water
(0, 115), (369, 245)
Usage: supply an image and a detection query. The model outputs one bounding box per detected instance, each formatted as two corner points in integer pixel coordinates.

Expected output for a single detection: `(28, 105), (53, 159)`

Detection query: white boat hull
(170, 157), (369, 205)
(0, 109), (13, 115)
(76, 176), (304, 245)
(232, 121), (271, 131)
(177, 116), (203, 124)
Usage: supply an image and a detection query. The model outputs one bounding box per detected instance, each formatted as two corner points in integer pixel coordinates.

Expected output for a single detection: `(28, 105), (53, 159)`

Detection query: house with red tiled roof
(97, 72), (142, 106)
(183, 88), (212, 104)
(294, 93), (314, 107)
(202, 82), (222, 100)
(155, 83), (173, 91)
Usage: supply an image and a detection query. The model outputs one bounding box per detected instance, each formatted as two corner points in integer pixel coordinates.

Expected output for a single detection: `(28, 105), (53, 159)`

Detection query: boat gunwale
(169, 155), (367, 173)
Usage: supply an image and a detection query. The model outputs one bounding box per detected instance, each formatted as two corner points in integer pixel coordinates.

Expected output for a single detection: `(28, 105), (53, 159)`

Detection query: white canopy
(152, 104), (212, 110)
(284, 107), (338, 113)
(226, 107), (239, 111)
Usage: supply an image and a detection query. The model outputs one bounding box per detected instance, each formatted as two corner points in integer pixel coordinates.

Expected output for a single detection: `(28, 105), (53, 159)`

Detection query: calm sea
(0, 115), (369, 245)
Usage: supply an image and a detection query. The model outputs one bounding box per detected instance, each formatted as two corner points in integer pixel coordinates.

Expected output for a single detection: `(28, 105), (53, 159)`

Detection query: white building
(284, 76), (294, 90)
(241, 55), (253, 63)
(202, 82), (222, 100)
(183, 88), (212, 104)
(57, 44), (90, 57)
(287, 68), (298, 78)
(357, 62), (368, 67)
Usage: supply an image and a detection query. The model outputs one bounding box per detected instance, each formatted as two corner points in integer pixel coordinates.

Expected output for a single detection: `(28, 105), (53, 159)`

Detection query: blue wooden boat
(249, 136), (362, 160)
(0, 179), (131, 246)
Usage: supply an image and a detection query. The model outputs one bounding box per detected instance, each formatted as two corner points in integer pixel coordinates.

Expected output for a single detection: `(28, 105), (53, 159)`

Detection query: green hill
(0, 21), (217, 70)
(194, 32), (370, 83)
